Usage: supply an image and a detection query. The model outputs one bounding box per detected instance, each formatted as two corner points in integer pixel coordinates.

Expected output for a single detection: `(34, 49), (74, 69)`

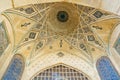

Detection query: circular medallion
(47, 2), (80, 35)
(57, 11), (69, 22)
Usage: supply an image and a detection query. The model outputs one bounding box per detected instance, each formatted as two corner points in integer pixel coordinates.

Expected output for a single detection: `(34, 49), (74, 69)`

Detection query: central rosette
(47, 2), (80, 35)
(57, 11), (69, 22)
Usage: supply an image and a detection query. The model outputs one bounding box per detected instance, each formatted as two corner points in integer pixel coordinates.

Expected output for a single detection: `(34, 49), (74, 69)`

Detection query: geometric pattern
(3, 2), (114, 61)
(2, 54), (25, 80)
(0, 22), (9, 56)
(31, 64), (91, 80)
(96, 56), (120, 80)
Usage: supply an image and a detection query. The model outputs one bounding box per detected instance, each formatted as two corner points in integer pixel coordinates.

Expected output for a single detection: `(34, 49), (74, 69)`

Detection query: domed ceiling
(2, 2), (120, 65)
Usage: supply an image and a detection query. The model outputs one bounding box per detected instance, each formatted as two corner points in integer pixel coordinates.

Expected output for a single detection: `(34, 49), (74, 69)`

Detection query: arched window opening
(96, 56), (120, 80)
(114, 34), (120, 55)
(31, 64), (91, 80)
(2, 54), (25, 80)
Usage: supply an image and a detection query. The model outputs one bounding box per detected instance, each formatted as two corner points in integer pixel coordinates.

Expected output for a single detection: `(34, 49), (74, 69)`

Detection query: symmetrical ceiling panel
(2, 2), (120, 64)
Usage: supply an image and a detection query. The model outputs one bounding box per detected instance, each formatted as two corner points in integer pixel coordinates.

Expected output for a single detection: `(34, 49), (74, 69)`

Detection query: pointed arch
(96, 56), (120, 80)
(2, 54), (25, 80)
(31, 64), (91, 80)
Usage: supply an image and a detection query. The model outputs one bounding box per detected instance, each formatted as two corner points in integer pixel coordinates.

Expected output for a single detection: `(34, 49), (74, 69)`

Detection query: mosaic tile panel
(2, 54), (24, 80)
(97, 56), (120, 80)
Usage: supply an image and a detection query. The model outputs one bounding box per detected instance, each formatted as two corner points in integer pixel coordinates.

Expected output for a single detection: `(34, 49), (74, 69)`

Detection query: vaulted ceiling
(1, 2), (120, 65)
(0, 1), (120, 80)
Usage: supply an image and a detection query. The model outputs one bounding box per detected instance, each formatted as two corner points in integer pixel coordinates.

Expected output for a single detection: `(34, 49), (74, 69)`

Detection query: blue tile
(97, 57), (120, 80)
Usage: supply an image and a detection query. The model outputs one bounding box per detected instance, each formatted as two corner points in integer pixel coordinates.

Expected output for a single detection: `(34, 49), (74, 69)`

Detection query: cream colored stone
(0, 1), (120, 80)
